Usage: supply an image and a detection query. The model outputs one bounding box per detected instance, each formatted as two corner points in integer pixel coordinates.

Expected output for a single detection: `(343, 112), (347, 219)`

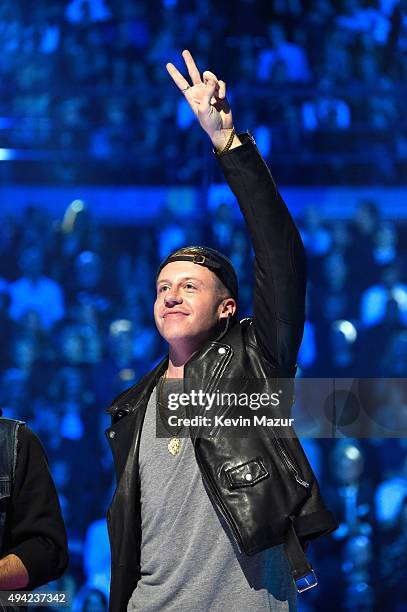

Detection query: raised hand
(166, 50), (239, 152)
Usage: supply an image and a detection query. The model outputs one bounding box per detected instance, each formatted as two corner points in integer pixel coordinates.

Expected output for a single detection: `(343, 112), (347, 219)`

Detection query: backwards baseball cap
(157, 246), (238, 300)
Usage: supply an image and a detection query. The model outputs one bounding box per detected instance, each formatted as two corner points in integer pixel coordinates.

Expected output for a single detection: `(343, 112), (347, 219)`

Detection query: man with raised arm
(105, 50), (337, 612)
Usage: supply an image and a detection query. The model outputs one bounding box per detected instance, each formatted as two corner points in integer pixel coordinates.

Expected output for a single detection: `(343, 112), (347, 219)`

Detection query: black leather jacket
(105, 134), (338, 612)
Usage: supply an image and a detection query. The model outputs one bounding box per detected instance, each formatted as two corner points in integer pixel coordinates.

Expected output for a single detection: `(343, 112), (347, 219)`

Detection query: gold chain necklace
(157, 369), (183, 456)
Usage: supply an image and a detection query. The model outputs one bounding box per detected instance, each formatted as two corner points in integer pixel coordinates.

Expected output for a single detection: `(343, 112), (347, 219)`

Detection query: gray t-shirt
(127, 387), (297, 612)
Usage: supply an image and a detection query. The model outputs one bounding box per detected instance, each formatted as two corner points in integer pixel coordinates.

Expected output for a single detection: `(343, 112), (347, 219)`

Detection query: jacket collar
(106, 318), (244, 423)
(107, 354), (168, 422)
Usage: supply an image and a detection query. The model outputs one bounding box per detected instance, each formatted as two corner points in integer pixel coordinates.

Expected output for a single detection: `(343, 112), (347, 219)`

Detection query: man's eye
(185, 283), (196, 290)
(159, 286), (169, 293)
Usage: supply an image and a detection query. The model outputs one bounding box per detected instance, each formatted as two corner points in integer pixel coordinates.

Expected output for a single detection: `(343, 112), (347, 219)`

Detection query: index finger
(182, 49), (202, 85)
(166, 62), (190, 91)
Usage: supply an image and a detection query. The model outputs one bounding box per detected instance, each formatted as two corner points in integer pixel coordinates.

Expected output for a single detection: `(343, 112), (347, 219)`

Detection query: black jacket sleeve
(217, 133), (306, 375)
(6, 425), (69, 589)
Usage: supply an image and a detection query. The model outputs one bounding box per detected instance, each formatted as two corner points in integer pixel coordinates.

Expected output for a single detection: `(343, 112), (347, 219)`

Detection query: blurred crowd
(0, 0), (406, 184)
(0, 192), (406, 610)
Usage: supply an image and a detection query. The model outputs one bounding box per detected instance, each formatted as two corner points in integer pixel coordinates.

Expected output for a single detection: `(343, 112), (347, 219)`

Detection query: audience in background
(0, 0), (405, 184)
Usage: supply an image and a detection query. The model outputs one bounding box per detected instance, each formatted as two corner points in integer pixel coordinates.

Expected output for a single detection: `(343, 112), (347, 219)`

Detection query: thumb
(200, 79), (218, 111)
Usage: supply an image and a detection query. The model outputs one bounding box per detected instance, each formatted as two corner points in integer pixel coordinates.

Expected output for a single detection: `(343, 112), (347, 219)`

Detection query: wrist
(210, 128), (241, 153)
(210, 128), (234, 150)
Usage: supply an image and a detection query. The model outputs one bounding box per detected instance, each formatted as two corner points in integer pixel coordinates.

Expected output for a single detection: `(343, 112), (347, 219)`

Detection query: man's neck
(166, 321), (228, 378)
(167, 340), (202, 379)
(167, 361), (185, 379)
(25, 274), (42, 283)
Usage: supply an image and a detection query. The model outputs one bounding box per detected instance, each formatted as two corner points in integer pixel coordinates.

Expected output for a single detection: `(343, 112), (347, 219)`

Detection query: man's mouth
(163, 311), (189, 318)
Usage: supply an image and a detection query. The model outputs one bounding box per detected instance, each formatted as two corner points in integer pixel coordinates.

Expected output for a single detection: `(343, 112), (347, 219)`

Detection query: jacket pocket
(226, 457), (269, 489)
(271, 437), (310, 490)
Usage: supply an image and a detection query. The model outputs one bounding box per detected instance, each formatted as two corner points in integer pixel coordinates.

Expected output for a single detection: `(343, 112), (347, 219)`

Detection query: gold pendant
(168, 437), (181, 456)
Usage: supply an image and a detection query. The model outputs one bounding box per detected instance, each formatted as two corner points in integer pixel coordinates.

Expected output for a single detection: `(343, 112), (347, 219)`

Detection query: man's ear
(219, 297), (237, 319)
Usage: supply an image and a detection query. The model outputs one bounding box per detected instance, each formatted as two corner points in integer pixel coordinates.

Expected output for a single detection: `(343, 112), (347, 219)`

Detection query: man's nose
(164, 291), (183, 306)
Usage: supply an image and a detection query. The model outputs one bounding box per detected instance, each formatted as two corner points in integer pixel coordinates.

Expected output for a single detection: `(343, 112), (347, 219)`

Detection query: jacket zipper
(194, 441), (246, 553)
(272, 436), (310, 489)
(190, 349), (243, 549)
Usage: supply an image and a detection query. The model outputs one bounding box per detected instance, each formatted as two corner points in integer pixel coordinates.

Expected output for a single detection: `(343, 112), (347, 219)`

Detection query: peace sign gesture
(166, 50), (239, 152)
